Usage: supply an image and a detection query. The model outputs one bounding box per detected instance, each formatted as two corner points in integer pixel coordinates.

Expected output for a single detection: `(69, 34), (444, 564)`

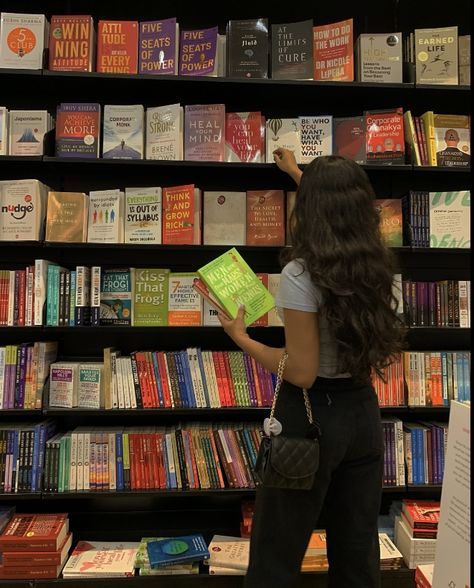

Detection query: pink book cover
(184, 104), (225, 161)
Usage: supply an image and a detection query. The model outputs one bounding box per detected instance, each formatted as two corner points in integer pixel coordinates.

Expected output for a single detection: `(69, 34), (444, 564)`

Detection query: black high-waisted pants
(243, 377), (384, 588)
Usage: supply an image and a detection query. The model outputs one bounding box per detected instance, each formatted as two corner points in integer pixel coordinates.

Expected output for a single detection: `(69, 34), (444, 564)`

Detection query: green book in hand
(196, 247), (275, 326)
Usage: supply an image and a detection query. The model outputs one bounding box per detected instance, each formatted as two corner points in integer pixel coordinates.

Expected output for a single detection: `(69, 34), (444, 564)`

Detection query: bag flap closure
(269, 435), (319, 479)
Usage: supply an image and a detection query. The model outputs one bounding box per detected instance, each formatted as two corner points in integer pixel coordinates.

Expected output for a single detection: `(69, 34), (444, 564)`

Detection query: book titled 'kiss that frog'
(195, 247), (275, 326)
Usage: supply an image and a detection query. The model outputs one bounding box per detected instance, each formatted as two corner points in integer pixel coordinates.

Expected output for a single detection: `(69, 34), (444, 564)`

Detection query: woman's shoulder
(281, 258), (306, 278)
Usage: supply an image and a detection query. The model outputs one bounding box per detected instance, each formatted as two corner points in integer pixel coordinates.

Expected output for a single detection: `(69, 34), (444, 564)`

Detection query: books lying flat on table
(62, 540), (139, 577)
(146, 533), (210, 567)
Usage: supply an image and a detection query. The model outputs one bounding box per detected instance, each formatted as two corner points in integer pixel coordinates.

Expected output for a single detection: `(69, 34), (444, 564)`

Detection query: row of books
(401, 279), (471, 328)
(0, 14), (470, 86)
(1, 102), (471, 169)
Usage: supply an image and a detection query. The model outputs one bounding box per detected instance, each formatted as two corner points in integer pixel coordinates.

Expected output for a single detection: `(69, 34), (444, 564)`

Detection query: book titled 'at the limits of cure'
(193, 247), (276, 326)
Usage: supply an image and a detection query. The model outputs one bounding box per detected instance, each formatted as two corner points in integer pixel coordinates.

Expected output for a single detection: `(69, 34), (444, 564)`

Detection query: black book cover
(271, 19), (313, 80)
(227, 18), (269, 78)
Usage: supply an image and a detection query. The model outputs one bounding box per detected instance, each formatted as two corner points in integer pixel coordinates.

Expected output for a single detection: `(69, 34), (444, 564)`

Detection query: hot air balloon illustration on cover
(265, 117), (302, 163)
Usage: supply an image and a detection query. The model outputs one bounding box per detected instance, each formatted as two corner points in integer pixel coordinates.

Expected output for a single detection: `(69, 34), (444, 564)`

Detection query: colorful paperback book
(145, 103), (183, 160)
(55, 103), (101, 158)
(196, 247), (275, 326)
(100, 269), (132, 325)
(225, 112), (264, 163)
(87, 189), (124, 243)
(132, 268), (169, 326)
(102, 104), (144, 159)
(374, 199), (403, 247)
(365, 108), (405, 164)
(271, 20), (313, 80)
(0, 13), (46, 69)
(0, 513), (68, 552)
(179, 26), (218, 76)
(162, 184), (201, 244)
(184, 104), (225, 162)
(265, 118), (301, 163)
(313, 18), (354, 81)
(146, 534), (209, 568)
(433, 114), (470, 168)
(139, 18), (178, 75)
(168, 272), (202, 326)
(333, 116), (366, 164)
(62, 541), (139, 577)
(124, 186), (162, 244)
(8, 110), (49, 156)
(299, 115), (333, 163)
(97, 20), (138, 74)
(49, 15), (95, 71)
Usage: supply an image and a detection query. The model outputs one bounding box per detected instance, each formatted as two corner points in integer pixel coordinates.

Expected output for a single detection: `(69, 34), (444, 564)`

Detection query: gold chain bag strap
(254, 352), (321, 490)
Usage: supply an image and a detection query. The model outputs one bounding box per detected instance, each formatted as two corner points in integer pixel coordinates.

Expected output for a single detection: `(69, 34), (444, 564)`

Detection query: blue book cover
(462, 352), (470, 401)
(196, 348), (210, 407)
(173, 352), (189, 408)
(146, 534), (209, 568)
(180, 350), (197, 408)
(151, 352), (165, 408)
(69, 270), (76, 326)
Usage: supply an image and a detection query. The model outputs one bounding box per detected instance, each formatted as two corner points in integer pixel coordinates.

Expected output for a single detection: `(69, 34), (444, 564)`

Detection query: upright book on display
(48, 15), (95, 71)
(313, 18), (354, 81)
(146, 104), (183, 160)
(299, 115), (333, 163)
(138, 18), (178, 75)
(179, 26), (219, 76)
(226, 18), (269, 78)
(0, 13), (47, 69)
(225, 112), (264, 163)
(0, 179), (48, 241)
(184, 104), (225, 162)
(414, 27), (458, 85)
(265, 118), (301, 163)
(102, 104), (144, 159)
(8, 110), (49, 156)
(55, 103), (101, 158)
(365, 108), (405, 164)
(87, 189), (124, 243)
(432, 114), (470, 168)
(270, 20), (313, 80)
(356, 32), (403, 83)
(97, 20), (138, 74)
(203, 191), (246, 245)
(124, 186), (162, 244)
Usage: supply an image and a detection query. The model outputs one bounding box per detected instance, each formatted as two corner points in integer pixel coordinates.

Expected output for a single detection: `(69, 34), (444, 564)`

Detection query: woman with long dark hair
(218, 148), (406, 588)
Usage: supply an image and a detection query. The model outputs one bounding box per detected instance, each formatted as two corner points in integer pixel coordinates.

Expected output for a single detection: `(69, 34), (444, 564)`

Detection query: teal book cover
(146, 534), (210, 568)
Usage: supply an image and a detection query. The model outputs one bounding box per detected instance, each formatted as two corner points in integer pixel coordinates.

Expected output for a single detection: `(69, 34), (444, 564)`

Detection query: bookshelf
(0, 0), (470, 586)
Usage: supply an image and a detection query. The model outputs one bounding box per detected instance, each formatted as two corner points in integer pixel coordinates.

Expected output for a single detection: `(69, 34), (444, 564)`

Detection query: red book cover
(402, 499), (440, 529)
(207, 427), (225, 488)
(97, 20), (138, 74)
(313, 18), (354, 81)
(127, 433), (138, 490)
(0, 514), (68, 552)
(211, 351), (226, 407)
(252, 274), (269, 326)
(137, 433), (147, 489)
(148, 433), (159, 489)
(2, 532), (72, 567)
(16, 269), (26, 326)
(153, 432), (166, 489)
(0, 563), (64, 579)
(225, 111), (264, 162)
(249, 356), (263, 406)
(156, 351), (172, 408)
(333, 116), (366, 164)
(49, 15), (95, 71)
(145, 351), (159, 408)
(365, 108), (405, 164)
(162, 184), (196, 244)
(246, 189), (285, 246)
(221, 351), (237, 406)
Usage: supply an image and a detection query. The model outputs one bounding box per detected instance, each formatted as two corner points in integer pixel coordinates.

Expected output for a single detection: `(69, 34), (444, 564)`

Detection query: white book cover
(124, 186), (162, 244)
(429, 191), (470, 249)
(125, 357), (137, 409)
(78, 363), (103, 409)
(0, 106), (8, 155)
(299, 116), (333, 163)
(265, 118), (301, 163)
(206, 535), (250, 570)
(0, 179), (47, 241)
(34, 260), (54, 325)
(87, 189), (124, 243)
(203, 191), (246, 245)
(0, 12), (46, 69)
(8, 110), (48, 155)
(62, 541), (139, 577)
(356, 33), (403, 83)
(168, 272), (203, 326)
(49, 362), (79, 408)
(267, 274), (283, 326)
(145, 103), (183, 160)
(202, 299), (220, 326)
(103, 104), (144, 159)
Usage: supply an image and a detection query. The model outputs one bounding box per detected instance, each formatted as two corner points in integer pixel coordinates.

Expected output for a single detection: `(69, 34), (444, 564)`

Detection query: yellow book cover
(46, 191), (88, 242)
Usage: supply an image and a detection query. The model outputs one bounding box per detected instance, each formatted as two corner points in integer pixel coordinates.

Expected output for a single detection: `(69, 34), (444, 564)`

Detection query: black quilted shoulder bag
(254, 352), (321, 490)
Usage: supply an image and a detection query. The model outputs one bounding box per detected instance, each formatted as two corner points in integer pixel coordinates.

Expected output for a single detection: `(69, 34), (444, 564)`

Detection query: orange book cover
(313, 18), (354, 81)
(211, 351), (227, 407)
(97, 20), (138, 74)
(253, 274), (269, 326)
(246, 190), (285, 246)
(162, 184), (195, 244)
(221, 351), (237, 406)
(49, 15), (95, 71)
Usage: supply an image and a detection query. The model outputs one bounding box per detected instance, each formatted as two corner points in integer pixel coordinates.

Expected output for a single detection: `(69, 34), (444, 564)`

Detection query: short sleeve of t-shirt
(275, 260), (322, 313)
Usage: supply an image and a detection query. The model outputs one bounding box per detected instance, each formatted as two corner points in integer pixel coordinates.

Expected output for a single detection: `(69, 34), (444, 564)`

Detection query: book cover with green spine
(132, 268), (169, 326)
(197, 247), (275, 326)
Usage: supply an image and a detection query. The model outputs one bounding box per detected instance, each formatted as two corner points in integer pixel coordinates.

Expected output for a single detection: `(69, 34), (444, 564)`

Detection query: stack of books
(134, 537), (199, 576)
(145, 534), (209, 572)
(0, 513), (71, 580)
(415, 563), (434, 588)
(0, 506), (15, 534)
(394, 499), (440, 569)
(379, 533), (403, 570)
(62, 540), (139, 578)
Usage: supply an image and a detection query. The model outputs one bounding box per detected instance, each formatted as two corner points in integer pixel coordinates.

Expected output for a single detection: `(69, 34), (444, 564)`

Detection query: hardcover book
(162, 184), (201, 244)
(0, 12), (47, 69)
(100, 268), (133, 325)
(62, 541), (139, 577)
(365, 108), (405, 164)
(55, 103), (101, 158)
(49, 15), (95, 71)
(414, 26), (458, 85)
(1, 531), (72, 566)
(0, 514), (68, 552)
(374, 199), (403, 246)
(8, 110), (49, 156)
(168, 272), (202, 326)
(429, 191), (470, 249)
(87, 189), (124, 243)
(299, 115), (333, 163)
(132, 268), (169, 326)
(146, 534), (209, 567)
(184, 104), (225, 162)
(0, 179), (48, 241)
(102, 104), (144, 159)
(225, 112), (264, 163)
(265, 118), (301, 163)
(246, 190), (285, 246)
(196, 247), (275, 326)
(145, 103), (183, 160)
(179, 26), (218, 76)
(203, 191), (246, 245)
(433, 114), (470, 168)
(138, 18), (178, 75)
(271, 20), (313, 80)
(355, 33), (403, 83)
(313, 18), (354, 81)
(226, 18), (269, 78)
(97, 20), (138, 74)
(45, 191), (88, 243)
(124, 186), (162, 244)
(333, 116), (366, 163)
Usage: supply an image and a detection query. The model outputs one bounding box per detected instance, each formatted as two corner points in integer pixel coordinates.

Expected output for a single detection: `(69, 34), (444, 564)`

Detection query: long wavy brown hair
(282, 155), (406, 383)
